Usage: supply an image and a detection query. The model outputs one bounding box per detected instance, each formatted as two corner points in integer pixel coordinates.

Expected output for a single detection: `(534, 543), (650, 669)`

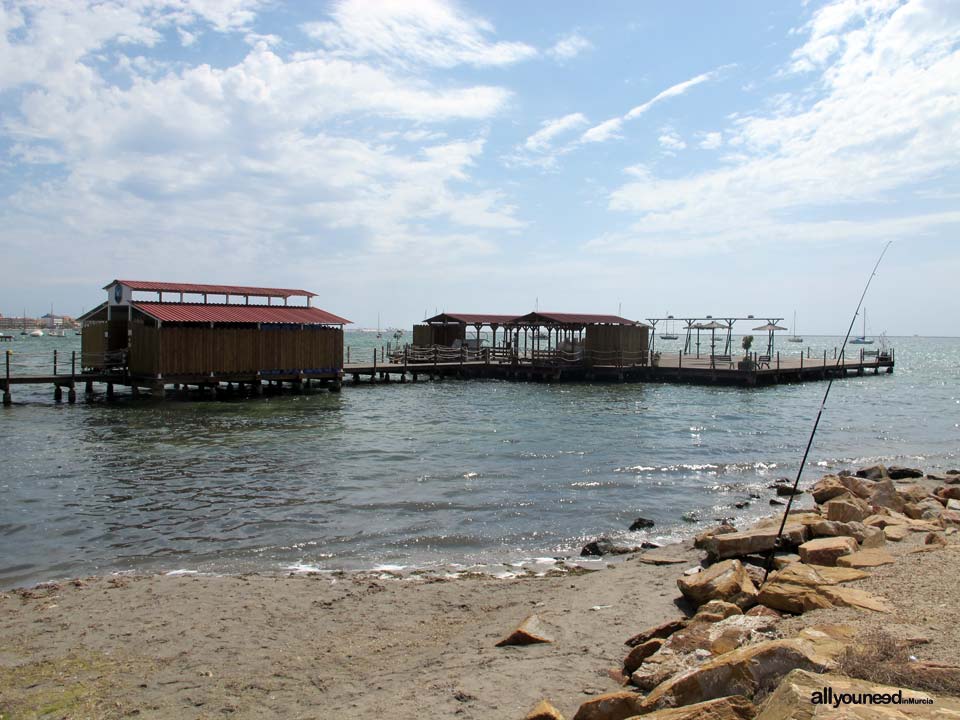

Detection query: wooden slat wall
(148, 325), (343, 377)
(585, 325), (649, 355)
(129, 322), (160, 375)
(81, 321), (106, 368)
(412, 324), (432, 346)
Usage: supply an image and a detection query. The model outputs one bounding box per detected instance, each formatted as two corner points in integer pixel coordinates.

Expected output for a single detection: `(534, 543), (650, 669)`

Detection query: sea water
(0, 333), (957, 588)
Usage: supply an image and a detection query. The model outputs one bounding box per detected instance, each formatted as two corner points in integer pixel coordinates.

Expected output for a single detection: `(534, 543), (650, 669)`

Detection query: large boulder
(695, 523), (737, 550)
(705, 524), (808, 561)
(900, 484), (932, 504)
(798, 536), (858, 566)
(754, 669), (958, 719)
(810, 475), (849, 504)
(823, 495), (870, 523)
(677, 560), (758, 609)
(640, 637), (841, 712)
(883, 524), (908, 541)
(936, 486), (960, 502)
(638, 696), (756, 720)
(866, 478), (904, 512)
(571, 690), (644, 720)
(692, 600), (743, 624)
(756, 563), (869, 614)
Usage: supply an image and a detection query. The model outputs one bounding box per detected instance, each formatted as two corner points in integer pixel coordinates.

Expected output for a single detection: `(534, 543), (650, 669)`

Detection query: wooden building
(414, 313), (520, 349)
(79, 280), (349, 391)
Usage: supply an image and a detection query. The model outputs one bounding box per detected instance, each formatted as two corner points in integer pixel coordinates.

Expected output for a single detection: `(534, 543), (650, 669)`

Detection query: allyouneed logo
(811, 687), (934, 709)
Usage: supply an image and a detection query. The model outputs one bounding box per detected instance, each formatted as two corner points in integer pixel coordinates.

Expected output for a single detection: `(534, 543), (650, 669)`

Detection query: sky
(0, 0), (958, 335)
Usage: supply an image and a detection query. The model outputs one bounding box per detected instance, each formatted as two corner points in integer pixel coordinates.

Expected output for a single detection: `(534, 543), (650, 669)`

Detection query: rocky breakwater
(515, 465), (960, 719)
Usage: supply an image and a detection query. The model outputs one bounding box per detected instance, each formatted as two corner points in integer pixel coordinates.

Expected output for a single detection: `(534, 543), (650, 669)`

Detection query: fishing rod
(762, 240), (893, 582)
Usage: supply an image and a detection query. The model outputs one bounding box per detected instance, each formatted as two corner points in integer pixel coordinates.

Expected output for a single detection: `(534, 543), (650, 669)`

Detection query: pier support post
(54, 385), (63, 402)
(412, 373), (418, 382)
(2, 389), (10, 406)
(85, 380), (94, 394)
(131, 384), (140, 398)
(329, 378), (342, 393)
(107, 383), (115, 399)
(68, 384), (76, 404)
(151, 382), (164, 400)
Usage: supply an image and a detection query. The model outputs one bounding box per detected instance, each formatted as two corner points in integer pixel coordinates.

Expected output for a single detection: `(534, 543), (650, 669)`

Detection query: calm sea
(1, 332), (957, 588)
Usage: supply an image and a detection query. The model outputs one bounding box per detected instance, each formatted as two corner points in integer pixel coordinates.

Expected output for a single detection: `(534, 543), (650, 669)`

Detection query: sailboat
(376, 313), (382, 340)
(787, 311), (803, 343)
(659, 314), (678, 341)
(850, 308), (874, 345)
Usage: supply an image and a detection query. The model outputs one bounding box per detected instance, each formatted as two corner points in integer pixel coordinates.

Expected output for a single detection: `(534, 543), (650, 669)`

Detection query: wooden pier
(342, 346), (894, 387)
(2, 346), (893, 405)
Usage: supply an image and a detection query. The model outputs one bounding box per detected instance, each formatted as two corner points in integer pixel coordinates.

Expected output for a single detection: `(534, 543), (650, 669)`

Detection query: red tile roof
(132, 302), (350, 325)
(109, 280), (316, 298)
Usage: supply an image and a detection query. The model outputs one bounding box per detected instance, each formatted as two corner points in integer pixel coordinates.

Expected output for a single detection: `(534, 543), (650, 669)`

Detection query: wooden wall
(412, 324), (466, 347)
(129, 324), (343, 377)
(585, 325), (649, 356)
(81, 321), (106, 368)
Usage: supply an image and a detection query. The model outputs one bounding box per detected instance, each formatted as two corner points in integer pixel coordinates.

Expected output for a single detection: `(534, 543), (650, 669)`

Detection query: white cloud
(302, 0), (536, 68)
(657, 129), (686, 154)
(698, 131), (723, 149)
(0, 0), (526, 282)
(580, 117), (623, 144)
(524, 113), (589, 152)
(592, 0), (960, 257)
(547, 32), (591, 61)
(625, 68), (728, 120)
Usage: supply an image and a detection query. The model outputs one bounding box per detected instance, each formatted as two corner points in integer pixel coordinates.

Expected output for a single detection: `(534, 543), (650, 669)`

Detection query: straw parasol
(753, 322), (788, 356)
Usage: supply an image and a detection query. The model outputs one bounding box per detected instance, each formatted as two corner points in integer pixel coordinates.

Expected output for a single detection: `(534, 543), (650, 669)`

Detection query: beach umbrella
(753, 322), (788, 355)
(698, 320), (725, 362)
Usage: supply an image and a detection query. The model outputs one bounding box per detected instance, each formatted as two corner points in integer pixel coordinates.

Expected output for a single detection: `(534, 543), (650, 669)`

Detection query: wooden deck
(2, 349), (894, 405)
(344, 350), (894, 387)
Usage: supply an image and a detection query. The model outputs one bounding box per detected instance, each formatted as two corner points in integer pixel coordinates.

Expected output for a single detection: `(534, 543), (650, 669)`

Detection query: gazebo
(753, 321), (788, 356)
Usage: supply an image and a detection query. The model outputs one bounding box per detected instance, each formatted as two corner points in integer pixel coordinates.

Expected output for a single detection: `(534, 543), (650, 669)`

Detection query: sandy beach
(4, 466), (960, 719)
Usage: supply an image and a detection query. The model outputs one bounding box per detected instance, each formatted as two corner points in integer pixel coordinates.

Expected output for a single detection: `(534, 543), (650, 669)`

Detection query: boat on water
(787, 311), (803, 343)
(659, 314), (679, 341)
(29, 329), (44, 337)
(850, 308), (874, 345)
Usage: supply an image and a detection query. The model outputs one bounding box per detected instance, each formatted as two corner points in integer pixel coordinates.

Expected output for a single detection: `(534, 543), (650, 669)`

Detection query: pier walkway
(2, 347), (894, 405)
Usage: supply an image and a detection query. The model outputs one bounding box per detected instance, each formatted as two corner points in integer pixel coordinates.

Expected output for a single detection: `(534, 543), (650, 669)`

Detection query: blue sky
(1, 0), (958, 334)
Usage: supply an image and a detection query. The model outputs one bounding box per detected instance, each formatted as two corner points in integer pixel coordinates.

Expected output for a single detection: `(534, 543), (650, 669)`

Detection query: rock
(855, 464), (889, 479)
(883, 524), (908, 541)
(925, 532), (947, 546)
(859, 526), (886, 548)
(624, 638), (666, 674)
(581, 538), (632, 556)
(571, 690), (644, 720)
(900, 484), (931, 504)
(734, 501), (750, 509)
(756, 563), (868, 615)
(753, 668), (960, 719)
(677, 560), (759, 609)
(742, 563), (767, 588)
(496, 614), (554, 646)
(693, 600), (743, 623)
(818, 585), (895, 612)
(581, 538), (615, 556)
(810, 476), (849, 504)
(640, 637), (841, 712)
(705, 524), (808, 561)
(629, 517), (655, 531)
(638, 695), (756, 719)
(905, 499), (945, 520)
(708, 614), (780, 655)
(631, 663), (679, 693)
(948, 499), (960, 511)
(835, 549), (895, 568)
(798, 536), (859, 566)
(525, 699), (566, 720)
(823, 495), (870, 523)
(865, 477), (904, 512)
(776, 485), (803, 497)
(936, 486), (960, 502)
(769, 499), (784, 506)
(863, 511), (909, 528)
(746, 605), (782, 618)
(888, 465), (924, 479)
(625, 618), (686, 648)
(694, 524), (737, 550)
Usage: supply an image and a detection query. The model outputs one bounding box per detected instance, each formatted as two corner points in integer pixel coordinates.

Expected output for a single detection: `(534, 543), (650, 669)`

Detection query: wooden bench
(757, 355), (771, 369)
(710, 354), (733, 368)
